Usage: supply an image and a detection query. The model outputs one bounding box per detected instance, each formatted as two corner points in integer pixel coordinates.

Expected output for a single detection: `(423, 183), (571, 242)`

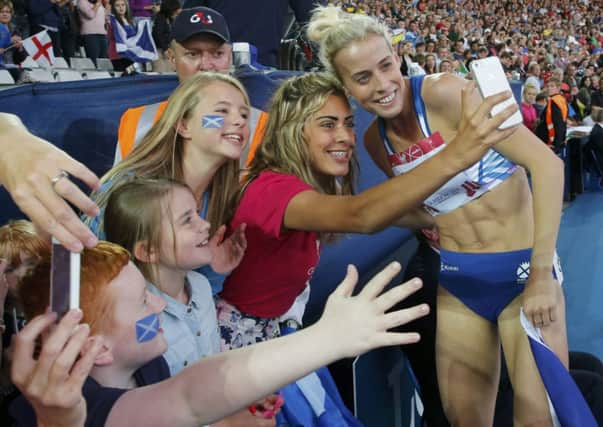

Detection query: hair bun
(306, 5), (346, 45)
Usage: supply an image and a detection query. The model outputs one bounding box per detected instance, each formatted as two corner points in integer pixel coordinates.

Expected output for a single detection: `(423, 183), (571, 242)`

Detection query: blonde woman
(306, 5), (595, 427)
(86, 72), (249, 293)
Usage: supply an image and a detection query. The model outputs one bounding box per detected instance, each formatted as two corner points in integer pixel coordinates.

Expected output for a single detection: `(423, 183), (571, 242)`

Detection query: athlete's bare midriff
(380, 78), (535, 253)
(435, 169), (534, 252)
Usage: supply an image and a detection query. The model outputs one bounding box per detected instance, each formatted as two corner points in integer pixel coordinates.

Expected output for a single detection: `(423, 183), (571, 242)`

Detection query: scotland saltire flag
(110, 15), (158, 63)
(136, 313), (160, 343)
(520, 310), (597, 426)
(202, 115), (224, 128)
(275, 367), (362, 427)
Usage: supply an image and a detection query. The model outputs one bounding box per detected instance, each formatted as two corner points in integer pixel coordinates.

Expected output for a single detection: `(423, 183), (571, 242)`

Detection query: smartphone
(50, 238), (80, 318)
(470, 56), (523, 129)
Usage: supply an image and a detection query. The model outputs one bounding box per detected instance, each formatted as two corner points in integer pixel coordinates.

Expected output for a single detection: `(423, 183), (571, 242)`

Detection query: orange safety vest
(545, 94), (568, 146)
(115, 101), (268, 168)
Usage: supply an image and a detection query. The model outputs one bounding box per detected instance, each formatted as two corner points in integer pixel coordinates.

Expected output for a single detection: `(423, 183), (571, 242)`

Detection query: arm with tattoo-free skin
(283, 85), (519, 234)
(11, 309), (103, 427)
(105, 262), (428, 427)
(0, 113), (100, 252)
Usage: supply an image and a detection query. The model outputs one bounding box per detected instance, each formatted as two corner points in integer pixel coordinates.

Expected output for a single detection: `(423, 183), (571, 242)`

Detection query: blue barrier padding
(0, 71), (413, 322)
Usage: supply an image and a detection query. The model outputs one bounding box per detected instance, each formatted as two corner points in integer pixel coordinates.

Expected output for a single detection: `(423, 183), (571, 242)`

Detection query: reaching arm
(391, 208), (435, 229)
(106, 262), (428, 427)
(283, 84), (519, 234)
(0, 113), (100, 252)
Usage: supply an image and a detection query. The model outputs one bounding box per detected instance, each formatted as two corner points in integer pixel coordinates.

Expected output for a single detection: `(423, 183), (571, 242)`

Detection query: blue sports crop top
(378, 75), (518, 216)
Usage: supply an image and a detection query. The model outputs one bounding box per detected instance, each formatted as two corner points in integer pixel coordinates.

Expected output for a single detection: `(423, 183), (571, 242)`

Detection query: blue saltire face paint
(202, 115), (224, 128)
(135, 313), (160, 343)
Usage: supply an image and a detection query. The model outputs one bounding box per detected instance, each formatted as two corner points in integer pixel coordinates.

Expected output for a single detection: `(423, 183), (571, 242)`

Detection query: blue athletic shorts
(439, 248), (561, 322)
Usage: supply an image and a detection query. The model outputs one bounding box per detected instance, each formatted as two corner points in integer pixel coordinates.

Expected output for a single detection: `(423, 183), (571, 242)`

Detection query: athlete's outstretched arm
(0, 113), (100, 252)
(283, 85), (519, 234)
(106, 262), (429, 427)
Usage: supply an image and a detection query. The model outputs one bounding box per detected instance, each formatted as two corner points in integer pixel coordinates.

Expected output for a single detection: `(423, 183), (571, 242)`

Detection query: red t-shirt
(220, 171), (319, 318)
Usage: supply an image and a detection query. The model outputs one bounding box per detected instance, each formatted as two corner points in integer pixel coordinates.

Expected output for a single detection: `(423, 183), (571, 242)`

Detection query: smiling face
(184, 80), (250, 161)
(159, 186), (212, 271)
(304, 94), (356, 177)
(334, 34), (405, 119)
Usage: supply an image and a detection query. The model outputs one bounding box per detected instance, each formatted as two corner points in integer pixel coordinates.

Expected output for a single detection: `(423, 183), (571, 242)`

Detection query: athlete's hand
(445, 82), (520, 171)
(209, 223), (247, 274)
(522, 275), (559, 328)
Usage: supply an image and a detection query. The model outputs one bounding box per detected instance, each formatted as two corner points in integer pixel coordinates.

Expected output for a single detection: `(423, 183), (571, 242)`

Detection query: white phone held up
(50, 238), (80, 318)
(470, 56), (523, 130)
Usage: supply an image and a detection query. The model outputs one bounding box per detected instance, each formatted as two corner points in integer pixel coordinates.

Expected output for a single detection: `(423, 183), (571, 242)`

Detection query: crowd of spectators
(329, 0), (603, 174)
(330, 1), (602, 110)
(3, 0), (603, 102)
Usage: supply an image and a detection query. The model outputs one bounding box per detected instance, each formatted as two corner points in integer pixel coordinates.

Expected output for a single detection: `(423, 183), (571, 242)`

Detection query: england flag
(22, 30), (54, 68)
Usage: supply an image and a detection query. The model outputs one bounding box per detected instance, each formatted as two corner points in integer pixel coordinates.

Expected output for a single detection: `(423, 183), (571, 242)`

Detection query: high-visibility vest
(114, 101), (268, 168)
(545, 94), (568, 146)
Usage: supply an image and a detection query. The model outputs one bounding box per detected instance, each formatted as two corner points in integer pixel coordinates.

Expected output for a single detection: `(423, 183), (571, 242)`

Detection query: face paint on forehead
(202, 115), (225, 128)
(135, 313), (160, 343)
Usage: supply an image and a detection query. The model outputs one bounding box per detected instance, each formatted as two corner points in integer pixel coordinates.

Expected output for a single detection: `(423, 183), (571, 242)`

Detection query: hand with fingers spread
(10, 309), (102, 427)
(522, 275), (560, 329)
(316, 262), (429, 359)
(209, 223), (247, 274)
(443, 82), (520, 171)
(0, 113), (101, 253)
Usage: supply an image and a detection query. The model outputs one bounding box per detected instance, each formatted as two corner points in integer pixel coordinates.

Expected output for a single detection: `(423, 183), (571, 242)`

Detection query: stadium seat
(84, 71), (113, 80)
(21, 56), (40, 68)
(0, 69), (15, 84)
(54, 69), (83, 82)
(96, 58), (114, 71)
(26, 68), (54, 82)
(53, 57), (70, 69)
(69, 57), (96, 70)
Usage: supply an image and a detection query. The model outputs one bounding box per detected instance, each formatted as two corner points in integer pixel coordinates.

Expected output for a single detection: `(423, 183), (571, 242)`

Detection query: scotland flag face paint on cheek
(135, 313), (160, 343)
(202, 115), (224, 128)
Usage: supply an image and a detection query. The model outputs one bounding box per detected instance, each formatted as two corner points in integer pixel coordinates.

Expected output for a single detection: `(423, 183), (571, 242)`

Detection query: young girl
(521, 83), (539, 132)
(87, 72), (249, 295)
(103, 178), (278, 425)
(306, 5), (595, 426)
(107, 0), (135, 72)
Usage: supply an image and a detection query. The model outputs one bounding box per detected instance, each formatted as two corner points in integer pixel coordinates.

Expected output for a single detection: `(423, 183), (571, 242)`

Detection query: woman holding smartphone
(307, 5), (595, 426)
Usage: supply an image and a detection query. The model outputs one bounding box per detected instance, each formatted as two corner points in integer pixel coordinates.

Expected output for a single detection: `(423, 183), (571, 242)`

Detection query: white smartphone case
(470, 57), (523, 129)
